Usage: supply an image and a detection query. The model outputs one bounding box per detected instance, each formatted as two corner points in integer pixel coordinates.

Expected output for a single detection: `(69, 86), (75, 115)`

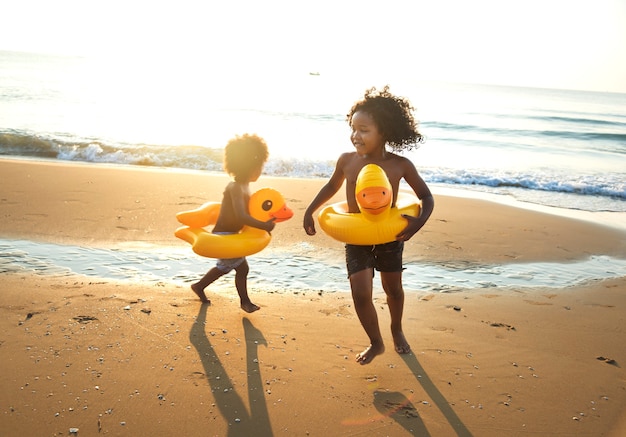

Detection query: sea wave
(537, 115), (626, 128)
(0, 129), (338, 177)
(0, 130), (224, 170)
(423, 167), (626, 201)
(424, 120), (626, 144)
(2, 129), (625, 206)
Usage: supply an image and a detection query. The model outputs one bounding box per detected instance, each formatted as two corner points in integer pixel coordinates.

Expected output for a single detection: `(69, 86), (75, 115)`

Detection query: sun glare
(1, 0), (625, 92)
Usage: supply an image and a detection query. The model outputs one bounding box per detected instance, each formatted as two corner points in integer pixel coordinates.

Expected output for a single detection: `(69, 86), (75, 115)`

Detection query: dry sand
(1, 159), (625, 436)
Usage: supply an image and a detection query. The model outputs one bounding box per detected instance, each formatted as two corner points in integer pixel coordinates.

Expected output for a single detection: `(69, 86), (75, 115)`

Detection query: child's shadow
(385, 353), (473, 437)
(373, 390), (430, 436)
(189, 304), (273, 436)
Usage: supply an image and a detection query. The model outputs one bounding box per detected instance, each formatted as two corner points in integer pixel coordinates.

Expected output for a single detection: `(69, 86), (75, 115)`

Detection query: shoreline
(1, 158), (625, 436)
(1, 158), (625, 264)
(2, 155), (625, 233)
(2, 239), (626, 295)
(429, 184), (626, 233)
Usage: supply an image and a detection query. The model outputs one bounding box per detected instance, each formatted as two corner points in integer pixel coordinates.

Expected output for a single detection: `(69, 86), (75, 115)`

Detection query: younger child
(192, 134), (275, 312)
(303, 86), (434, 364)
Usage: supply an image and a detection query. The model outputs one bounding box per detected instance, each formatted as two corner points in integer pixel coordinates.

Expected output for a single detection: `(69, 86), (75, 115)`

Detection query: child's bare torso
(341, 152), (407, 213)
(213, 182), (250, 233)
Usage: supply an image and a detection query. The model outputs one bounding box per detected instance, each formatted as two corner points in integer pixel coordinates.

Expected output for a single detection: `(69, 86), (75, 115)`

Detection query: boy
(304, 87), (434, 364)
(192, 134), (275, 312)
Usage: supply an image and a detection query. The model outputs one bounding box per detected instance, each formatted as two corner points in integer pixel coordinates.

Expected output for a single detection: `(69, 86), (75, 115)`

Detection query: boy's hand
(264, 218), (276, 233)
(303, 214), (316, 236)
(396, 214), (422, 241)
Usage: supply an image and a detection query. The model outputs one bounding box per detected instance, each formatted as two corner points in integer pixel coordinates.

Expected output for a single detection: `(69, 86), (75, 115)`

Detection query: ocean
(1, 50), (625, 290)
(2, 50), (625, 214)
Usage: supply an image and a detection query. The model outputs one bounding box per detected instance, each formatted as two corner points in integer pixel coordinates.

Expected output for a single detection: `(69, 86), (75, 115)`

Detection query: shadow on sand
(369, 352), (474, 436)
(373, 389), (431, 436)
(189, 304), (273, 436)
(376, 352), (473, 436)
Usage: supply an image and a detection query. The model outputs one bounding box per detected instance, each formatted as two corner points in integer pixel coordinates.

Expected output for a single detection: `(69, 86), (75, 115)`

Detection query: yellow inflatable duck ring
(318, 164), (421, 245)
(175, 188), (293, 258)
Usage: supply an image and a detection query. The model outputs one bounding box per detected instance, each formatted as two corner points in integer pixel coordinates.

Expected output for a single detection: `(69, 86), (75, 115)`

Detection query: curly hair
(223, 134), (269, 181)
(347, 86), (423, 152)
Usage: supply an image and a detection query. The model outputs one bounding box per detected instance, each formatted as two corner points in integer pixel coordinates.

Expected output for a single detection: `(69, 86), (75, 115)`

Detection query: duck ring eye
(262, 200), (273, 211)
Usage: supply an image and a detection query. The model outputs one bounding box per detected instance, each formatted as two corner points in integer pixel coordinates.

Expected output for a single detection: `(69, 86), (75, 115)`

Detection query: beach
(1, 159), (625, 436)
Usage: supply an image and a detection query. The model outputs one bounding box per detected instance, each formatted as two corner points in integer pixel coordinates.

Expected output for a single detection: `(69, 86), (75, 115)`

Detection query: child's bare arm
(396, 159), (434, 241)
(303, 155), (347, 235)
(230, 184), (276, 233)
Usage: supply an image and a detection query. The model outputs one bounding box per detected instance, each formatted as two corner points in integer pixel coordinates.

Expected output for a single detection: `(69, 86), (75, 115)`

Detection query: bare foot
(356, 343), (385, 365)
(191, 283), (210, 304)
(393, 331), (411, 354)
(241, 302), (260, 313)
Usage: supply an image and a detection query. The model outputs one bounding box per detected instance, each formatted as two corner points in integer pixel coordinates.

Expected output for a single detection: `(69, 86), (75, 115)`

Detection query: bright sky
(1, 0), (625, 93)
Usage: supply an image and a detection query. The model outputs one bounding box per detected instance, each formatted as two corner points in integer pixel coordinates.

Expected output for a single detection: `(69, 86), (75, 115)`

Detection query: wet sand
(1, 159), (625, 436)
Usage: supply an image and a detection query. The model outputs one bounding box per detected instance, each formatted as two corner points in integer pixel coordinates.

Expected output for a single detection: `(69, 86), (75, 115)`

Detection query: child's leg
(350, 268), (385, 364)
(234, 260), (260, 313)
(380, 271), (410, 354)
(191, 267), (225, 303)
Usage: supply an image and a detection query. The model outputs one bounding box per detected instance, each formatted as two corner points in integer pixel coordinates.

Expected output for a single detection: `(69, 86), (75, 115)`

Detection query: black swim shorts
(345, 240), (404, 277)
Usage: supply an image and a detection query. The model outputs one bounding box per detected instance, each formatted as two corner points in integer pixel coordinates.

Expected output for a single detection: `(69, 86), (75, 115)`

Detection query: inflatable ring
(175, 188), (293, 258)
(318, 164), (420, 245)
